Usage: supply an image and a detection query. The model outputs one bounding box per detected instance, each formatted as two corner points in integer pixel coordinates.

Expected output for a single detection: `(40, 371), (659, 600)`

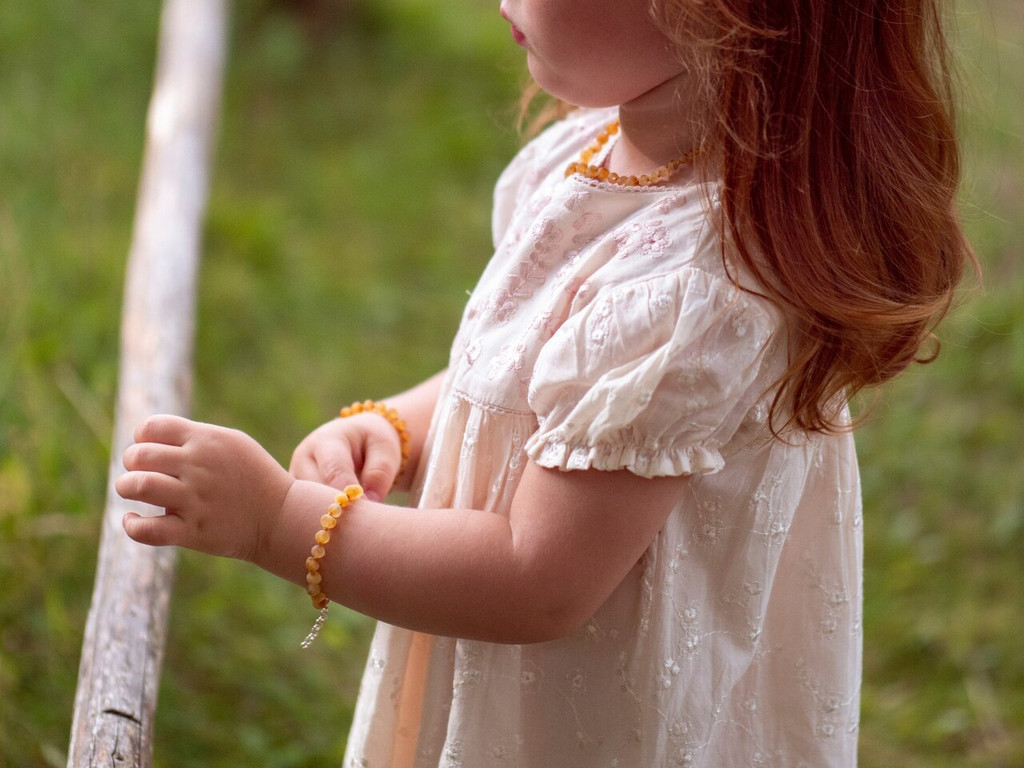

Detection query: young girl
(116, 0), (971, 765)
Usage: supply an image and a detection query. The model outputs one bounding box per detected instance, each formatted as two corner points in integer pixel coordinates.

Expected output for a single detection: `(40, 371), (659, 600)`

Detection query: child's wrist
(253, 478), (329, 579)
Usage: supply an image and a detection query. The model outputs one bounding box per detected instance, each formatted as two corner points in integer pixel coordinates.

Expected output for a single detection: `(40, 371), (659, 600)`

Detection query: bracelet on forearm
(339, 399), (411, 476)
(301, 483), (364, 649)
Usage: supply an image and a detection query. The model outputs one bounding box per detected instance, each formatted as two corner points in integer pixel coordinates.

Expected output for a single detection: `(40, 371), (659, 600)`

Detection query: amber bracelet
(340, 399), (411, 475)
(301, 483), (364, 649)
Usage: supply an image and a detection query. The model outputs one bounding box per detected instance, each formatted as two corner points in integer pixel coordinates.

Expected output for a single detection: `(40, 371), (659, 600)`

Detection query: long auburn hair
(651, 0), (975, 431)
(523, 0), (975, 433)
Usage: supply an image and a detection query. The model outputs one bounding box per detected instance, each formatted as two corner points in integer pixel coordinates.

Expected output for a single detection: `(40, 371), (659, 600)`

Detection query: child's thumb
(359, 438), (401, 502)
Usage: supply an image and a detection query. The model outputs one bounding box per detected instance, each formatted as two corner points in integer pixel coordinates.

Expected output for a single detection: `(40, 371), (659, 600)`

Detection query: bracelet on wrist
(301, 401), (408, 648)
(301, 483), (364, 649)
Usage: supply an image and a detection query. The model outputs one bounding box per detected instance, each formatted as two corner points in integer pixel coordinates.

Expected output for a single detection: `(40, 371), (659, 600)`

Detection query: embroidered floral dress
(343, 108), (862, 768)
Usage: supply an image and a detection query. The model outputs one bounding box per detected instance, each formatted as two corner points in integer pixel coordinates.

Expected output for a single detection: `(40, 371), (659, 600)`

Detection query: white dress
(343, 108), (862, 768)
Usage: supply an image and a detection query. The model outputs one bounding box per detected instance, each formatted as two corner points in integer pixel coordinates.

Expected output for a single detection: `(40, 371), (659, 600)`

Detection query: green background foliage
(0, 0), (1020, 765)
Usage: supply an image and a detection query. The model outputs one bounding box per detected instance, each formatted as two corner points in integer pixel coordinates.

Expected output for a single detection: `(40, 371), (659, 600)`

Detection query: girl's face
(500, 0), (684, 108)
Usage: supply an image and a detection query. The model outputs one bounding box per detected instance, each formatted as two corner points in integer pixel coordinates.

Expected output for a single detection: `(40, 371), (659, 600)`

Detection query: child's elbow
(531, 609), (592, 644)
(502, 593), (597, 645)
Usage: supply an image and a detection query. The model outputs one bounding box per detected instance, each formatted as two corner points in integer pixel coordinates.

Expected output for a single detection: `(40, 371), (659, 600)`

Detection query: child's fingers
(288, 449), (318, 482)
(359, 432), (402, 501)
(313, 450), (360, 491)
(122, 442), (182, 476)
(115, 469), (183, 510)
(133, 414), (194, 446)
(122, 511), (188, 547)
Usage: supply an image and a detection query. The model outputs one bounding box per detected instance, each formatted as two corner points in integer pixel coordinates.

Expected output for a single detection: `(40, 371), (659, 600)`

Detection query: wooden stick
(68, 0), (227, 764)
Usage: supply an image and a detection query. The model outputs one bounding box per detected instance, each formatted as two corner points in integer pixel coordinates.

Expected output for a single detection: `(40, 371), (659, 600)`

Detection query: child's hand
(289, 413), (402, 501)
(115, 415), (294, 561)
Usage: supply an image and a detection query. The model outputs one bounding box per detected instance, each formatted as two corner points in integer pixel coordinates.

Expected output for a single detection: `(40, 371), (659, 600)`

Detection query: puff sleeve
(524, 268), (779, 478)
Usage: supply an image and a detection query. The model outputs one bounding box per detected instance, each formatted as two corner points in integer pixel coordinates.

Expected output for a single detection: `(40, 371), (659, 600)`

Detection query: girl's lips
(500, 7), (527, 47)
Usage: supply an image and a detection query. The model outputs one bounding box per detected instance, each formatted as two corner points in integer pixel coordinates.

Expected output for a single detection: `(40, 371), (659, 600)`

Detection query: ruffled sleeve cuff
(525, 433), (725, 479)
(524, 266), (780, 480)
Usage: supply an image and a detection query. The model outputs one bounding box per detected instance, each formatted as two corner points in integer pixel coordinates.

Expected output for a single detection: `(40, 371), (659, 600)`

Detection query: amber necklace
(564, 120), (698, 188)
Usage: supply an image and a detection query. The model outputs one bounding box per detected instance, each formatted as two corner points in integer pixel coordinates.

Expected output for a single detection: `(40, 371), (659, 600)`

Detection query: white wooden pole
(68, 0), (227, 764)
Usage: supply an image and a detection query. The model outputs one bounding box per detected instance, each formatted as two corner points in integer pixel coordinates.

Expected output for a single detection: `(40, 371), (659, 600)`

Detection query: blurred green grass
(0, 0), (1020, 766)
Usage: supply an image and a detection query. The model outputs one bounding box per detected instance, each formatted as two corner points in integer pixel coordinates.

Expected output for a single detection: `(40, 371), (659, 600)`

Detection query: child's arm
(116, 415), (686, 644)
(288, 371), (445, 499)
